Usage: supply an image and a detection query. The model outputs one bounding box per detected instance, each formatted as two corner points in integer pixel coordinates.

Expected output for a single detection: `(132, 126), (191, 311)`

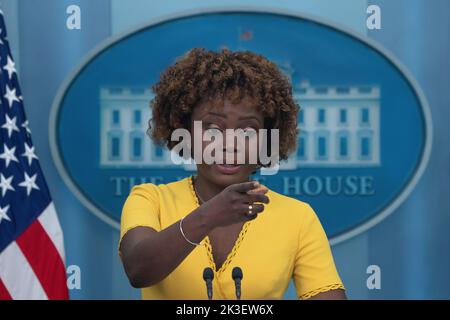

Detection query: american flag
(0, 10), (68, 299)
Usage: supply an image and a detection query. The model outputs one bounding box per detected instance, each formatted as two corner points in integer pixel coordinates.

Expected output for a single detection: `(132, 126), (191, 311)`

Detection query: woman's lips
(214, 163), (243, 175)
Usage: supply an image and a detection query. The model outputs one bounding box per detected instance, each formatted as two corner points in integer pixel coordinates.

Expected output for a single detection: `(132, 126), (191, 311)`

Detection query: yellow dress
(119, 175), (345, 300)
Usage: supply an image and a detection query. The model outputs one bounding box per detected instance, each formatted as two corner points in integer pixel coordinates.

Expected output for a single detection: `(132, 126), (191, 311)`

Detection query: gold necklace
(192, 175), (206, 204)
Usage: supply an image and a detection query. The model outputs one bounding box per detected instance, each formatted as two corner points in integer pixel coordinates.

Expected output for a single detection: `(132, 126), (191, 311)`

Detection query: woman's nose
(223, 133), (244, 153)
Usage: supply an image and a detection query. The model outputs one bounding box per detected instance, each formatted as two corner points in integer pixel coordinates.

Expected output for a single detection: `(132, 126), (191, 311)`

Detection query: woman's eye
(205, 127), (222, 135)
(242, 128), (257, 138)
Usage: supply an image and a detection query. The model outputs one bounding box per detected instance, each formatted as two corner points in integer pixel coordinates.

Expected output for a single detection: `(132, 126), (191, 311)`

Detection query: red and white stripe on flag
(0, 202), (68, 300)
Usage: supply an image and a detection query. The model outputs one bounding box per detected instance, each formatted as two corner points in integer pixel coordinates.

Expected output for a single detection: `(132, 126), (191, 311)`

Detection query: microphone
(232, 267), (243, 300)
(203, 267), (214, 300)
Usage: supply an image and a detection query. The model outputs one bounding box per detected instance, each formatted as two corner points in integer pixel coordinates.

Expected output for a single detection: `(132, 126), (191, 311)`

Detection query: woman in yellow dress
(119, 48), (346, 300)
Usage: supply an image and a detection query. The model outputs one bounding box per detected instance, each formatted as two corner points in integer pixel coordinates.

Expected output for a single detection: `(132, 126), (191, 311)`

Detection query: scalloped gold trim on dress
(300, 283), (346, 299)
(187, 175), (252, 275)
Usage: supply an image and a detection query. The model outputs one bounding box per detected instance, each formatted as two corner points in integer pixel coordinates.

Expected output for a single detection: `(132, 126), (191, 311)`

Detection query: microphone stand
(203, 267), (214, 300)
(232, 267), (243, 300)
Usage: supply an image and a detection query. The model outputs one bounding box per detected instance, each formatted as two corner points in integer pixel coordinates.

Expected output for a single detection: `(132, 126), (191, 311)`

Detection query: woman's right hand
(201, 181), (270, 229)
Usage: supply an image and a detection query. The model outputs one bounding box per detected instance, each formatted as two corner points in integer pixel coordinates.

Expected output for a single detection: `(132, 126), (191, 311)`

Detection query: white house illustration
(286, 80), (380, 168)
(99, 80), (380, 169)
(99, 87), (170, 168)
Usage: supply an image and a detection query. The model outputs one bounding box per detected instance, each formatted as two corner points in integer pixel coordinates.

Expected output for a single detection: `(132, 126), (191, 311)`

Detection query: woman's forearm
(121, 181), (266, 288)
(123, 206), (214, 288)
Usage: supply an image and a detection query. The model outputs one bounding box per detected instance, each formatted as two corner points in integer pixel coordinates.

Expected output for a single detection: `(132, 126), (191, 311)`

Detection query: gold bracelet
(179, 216), (200, 246)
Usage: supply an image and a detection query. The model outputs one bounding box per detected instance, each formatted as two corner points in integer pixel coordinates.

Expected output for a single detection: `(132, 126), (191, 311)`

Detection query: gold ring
(248, 204), (253, 215)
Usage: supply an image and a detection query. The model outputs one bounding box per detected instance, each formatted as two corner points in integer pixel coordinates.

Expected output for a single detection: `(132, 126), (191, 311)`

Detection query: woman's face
(190, 94), (264, 188)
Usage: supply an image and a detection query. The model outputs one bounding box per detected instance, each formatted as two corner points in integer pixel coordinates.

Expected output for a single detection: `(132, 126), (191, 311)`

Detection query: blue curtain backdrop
(367, 0), (450, 299)
(3, 0), (449, 299)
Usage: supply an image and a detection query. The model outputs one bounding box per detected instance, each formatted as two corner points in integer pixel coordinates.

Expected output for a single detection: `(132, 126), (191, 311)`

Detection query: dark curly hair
(147, 47), (300, 167)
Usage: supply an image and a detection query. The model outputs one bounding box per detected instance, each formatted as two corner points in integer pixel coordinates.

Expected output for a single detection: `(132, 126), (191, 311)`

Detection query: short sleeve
(293, 203), (345, 299)
(119, 183), (161, 250)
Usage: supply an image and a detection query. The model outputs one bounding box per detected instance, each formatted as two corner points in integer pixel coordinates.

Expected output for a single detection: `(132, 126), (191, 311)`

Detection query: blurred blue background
(2, 0), (449, 299)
